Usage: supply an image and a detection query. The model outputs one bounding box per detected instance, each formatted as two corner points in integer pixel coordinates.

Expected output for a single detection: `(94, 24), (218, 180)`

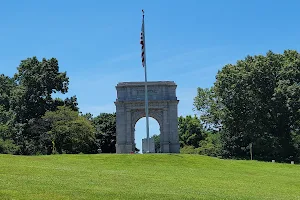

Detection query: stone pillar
(115, 102), (128, 153)
(161, 108), (170, 153)
(126, 110), (133, 152)
(168, 101), (180, 153)
(131, 126), (136, 152)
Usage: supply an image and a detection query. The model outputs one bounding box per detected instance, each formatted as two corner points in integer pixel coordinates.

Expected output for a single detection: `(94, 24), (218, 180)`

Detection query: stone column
(161, 108), (170, 153)
(168, 101), (180, 153)
(125, 109), (133, 153)
(131, 126), (135, 152)
(115, 102), (127, 153)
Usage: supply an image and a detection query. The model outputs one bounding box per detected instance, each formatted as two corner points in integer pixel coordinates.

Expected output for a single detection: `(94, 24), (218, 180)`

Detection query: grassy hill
(0, 154), (299, 200)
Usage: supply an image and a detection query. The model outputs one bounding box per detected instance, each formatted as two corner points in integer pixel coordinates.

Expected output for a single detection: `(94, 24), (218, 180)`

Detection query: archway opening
(134, 117), (160, 153)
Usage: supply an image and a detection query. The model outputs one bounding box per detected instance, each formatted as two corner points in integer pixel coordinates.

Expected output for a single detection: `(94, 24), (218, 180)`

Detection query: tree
(92, 113), (116, 153)
(0, 74), (15, 111)
(193, 87), (224, 131)
(81, 112), (93, 121)
(7, 56), (81, 155)
(195, 50), (300, 162)
(0, 105), (19, 154)
(178, 115), (204, 148)
(49, 96), (79, 112)
(43, 106), (96, 154)
(63, 96), (79, 111)
(151, 134), (160, 153)
(12, 56), (69, 123)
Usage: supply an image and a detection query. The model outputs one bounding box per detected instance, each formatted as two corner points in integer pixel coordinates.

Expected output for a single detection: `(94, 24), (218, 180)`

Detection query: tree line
(1, 50), (299, 163)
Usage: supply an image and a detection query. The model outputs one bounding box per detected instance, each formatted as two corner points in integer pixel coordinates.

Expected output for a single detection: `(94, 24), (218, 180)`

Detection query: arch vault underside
(114, 81), (180, 153)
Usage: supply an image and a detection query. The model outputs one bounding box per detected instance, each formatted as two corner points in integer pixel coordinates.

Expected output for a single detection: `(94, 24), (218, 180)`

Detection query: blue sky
(1, 0), (300, 151)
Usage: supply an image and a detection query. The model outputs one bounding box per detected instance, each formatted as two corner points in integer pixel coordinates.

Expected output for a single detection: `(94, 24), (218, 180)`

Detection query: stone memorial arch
(114, 81), (180, 153)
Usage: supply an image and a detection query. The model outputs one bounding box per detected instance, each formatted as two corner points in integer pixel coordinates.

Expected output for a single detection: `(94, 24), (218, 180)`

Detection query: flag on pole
(140, 10), (145, 67)
(140, 9), (150, 153)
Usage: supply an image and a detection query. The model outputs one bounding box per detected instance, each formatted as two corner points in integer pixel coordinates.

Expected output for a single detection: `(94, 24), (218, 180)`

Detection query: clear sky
(1, 0), (300, 151)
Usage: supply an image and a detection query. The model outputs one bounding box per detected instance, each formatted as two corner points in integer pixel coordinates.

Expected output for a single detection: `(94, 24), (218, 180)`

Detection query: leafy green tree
(11, 56), (69, 123)
(195, 50), (300, 162)
(43, 106), (96, 154)
(193, 87), (224, 131)
(0, 74), (16, 111)
(0, 75), (17, 148)
(63, 96), (79, 111)
(178, 115), (204, 148)
(0, 105), (19, 154)
(24, 118), (52, 155)
(49, 96), (79, 112)
(0, 106), (14, 138)
(151, 134), (160, 153)
(6, 56), (80, 155)
(81, 112), (93, 121)
(92, 113), (116, 153)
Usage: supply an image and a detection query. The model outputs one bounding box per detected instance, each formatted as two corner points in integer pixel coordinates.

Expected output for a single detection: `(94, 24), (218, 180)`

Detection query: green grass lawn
(0, 154), (299, 200)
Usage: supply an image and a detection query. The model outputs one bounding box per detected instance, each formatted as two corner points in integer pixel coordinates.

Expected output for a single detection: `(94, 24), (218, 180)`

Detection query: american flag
(140, 10), (145, 67)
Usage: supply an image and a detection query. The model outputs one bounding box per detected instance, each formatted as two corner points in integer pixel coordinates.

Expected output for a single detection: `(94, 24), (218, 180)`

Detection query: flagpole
(141, 10), (150, 153)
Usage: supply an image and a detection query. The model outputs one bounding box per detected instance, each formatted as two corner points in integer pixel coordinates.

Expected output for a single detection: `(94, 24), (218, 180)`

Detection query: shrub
(0, 139), (19, 154)
(198, 133), (222, 157)
(180, 146), (198, 154)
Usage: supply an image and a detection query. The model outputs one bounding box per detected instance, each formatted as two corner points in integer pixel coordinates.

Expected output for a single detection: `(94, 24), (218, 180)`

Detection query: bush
(180, 146), (198, 154)
(198, 133), (222, 157)
(0, 139), (19, 154)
